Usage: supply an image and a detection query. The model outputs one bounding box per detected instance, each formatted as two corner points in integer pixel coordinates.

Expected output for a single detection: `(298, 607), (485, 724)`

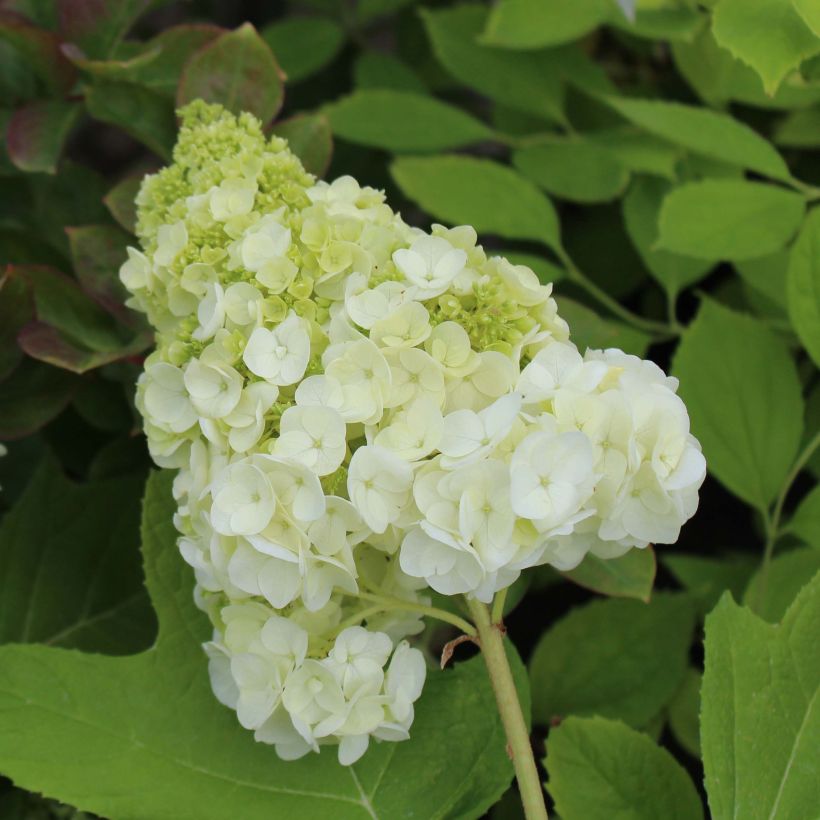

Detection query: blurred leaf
(664, 553), (757, 616)
(326, 89), (492, 152)
(482, 0), (609, 48)
(735, 250), (789, 313)
(603, 96), (792, 182)
(556, 297), (652, 356)
(261, 16), (343, 83)
(561, 548), (656, 602)
(270, 114), (333, 177)
(775, 107), (820, 148)
(85, 79), (176, 160)
(104, 174), (144, 234)
(657, 180), (805, 261)
(422, 4), (565, 123)
(0, 359), (78, 439)
(514, 136), (629, 203)
(0, 267), (33, 381)
(66, 224), (138, 324)
(609, 5), (703, 41)
(623, 177), (712, 295)
(546, 716), (703, 820)
(0, 10), (76, 93)
(6, 99), (80, 173)
(72, 375), (132, 432)
(392, 154), (560, 247)
(529, 593), (695, 728)
(0, 470), (523, 820)
(743, 547), (820, 622)
(667, 668), (701, 758)
(0, 454), (155, 652)
(355, 0), (415, 24)
(586, 129), (680, 179)
(501, 250), (565, 285)
(353, 51), (426, 93)
(795, 0), (820, 36)
(673, 299), (804, 510)
(178, 23), (283, 125)
(712, 0), (820, 95)
(702, 572), (820, 820)
(57, 0), (156, 59)
(787, 207), (820, 367)
(789, 484), (820, 549)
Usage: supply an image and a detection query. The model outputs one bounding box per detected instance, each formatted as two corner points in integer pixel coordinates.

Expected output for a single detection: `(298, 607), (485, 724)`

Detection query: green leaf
(529, 593), (694, 728)
(712, 0), (820, 94)
(735, 250), (789, 313)
(673, 299), (804, 509)
(657, 180), (805, 261)
(261, 17), (343, 83)
(104, 174), (143, 234)
(743, 547), (820, 622)
(702, 571), (820, 820)
(57, 0), (154, 59)
(667, 668), (701, 758)
(622, 177), (712, 295)
(0, 359), (78, 440)
(325, 90), (492, 152)
(789, 484), (820, 549)
(482, 0), (609, 48)
(546, 716), (704, 820)
(664, 553), (757, 616)
(6, 100), (80, 174)
(603, 97), (792, 181)
(422, 4), (565, 123)
(0, 471), (522, 819)
(0, 456), (155, 653)
(0, 11), (76, 94)
(555, 297), (652, 357)
(586, 129), (681, 179)
(0, 268), (33, 381)
(178, 23), (284, 125)
(85, 79), (176, 160)
(787, 207), (820, 367)
(609, 5), (704, 41)
(501, 250), (565, 285)
(560, 548), (656, 602)
(66, 224), (140, 326)
(271, 114), (333, 178)
(775, 107), (820, 148)
(353, 51), (426, 93)
(391, 155), (560, 248)
(513, 137), (629, 203)
(794, 0), (820, 36)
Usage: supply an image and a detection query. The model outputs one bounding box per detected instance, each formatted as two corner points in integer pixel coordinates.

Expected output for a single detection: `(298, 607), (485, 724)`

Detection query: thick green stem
(466, 598), (548, 820)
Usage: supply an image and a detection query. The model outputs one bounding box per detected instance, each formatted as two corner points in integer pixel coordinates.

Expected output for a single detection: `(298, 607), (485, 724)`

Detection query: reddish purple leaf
(7, 99), (81, 174)
(177, 23), (284, 125)
(57, 0), (152, 59)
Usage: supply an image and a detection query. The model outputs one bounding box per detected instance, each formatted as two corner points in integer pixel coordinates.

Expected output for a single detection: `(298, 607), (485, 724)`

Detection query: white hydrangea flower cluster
(123, 102), (705, 765)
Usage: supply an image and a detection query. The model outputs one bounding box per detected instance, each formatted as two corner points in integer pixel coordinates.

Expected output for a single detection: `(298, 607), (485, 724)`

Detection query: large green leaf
(421, 4), (565, 123)
(261, 17), (343, 83)
(0, 471), (521, 819)
(325, 90), (492, 152)
(560, 548), (656, 602)
(546, 716), (703, 820)
(513, 137), (629, 203)
(657, 180), (805, 261)
(702, 571), (820, 820)
(177, 24), (284, 125)
(482, 0), (609, 48)
(711, 0), (820, 94)
(587, 129), (681, 179)
(529, 593), (694, 728)
(603, 97), (792, 181)
(673, 299), (804, 510)
(787, 206), (820, 367)
(391, 155), (560, 248)
(0, 456), (155, 653)
(622, 176), (712, 295)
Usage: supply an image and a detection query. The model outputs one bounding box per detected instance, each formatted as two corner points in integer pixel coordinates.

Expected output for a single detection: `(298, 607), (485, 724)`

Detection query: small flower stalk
(122, 102), (705, 767)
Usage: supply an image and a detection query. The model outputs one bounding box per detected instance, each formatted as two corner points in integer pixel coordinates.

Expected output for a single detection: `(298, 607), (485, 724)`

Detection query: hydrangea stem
(466, 598), (548, 820)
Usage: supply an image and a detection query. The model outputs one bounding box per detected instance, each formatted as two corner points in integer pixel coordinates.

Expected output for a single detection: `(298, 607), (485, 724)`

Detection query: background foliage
(0, 0), (818, 818)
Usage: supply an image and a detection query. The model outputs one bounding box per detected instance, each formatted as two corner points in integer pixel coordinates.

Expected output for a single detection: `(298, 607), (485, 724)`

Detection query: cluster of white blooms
(123, 102), (705, 764)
